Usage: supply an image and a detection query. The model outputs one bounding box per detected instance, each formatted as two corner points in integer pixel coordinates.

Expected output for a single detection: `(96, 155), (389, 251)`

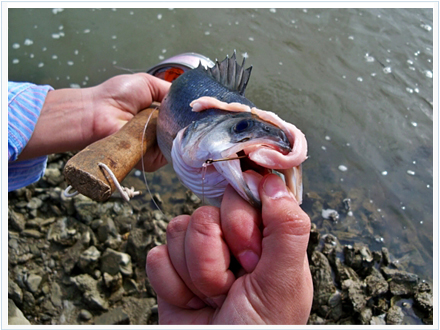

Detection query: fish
(156, 52), (307, 208)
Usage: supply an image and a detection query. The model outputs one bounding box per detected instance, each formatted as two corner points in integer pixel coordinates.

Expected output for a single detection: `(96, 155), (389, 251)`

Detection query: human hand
(19, 73), (170, 172)
(83, 73), (170, 172)
(146, 174), (313, 324)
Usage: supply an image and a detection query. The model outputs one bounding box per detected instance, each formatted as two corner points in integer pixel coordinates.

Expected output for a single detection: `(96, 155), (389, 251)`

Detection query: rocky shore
(8, 153), (433, 325)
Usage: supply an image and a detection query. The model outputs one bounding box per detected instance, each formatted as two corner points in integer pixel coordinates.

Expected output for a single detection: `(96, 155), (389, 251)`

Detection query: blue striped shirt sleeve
(8, 81), (53, 191)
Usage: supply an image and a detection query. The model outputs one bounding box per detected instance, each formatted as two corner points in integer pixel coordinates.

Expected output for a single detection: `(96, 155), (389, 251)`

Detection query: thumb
(251, 174), (312, 319)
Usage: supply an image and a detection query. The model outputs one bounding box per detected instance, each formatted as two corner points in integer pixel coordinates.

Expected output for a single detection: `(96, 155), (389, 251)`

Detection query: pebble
(27, 197), (43, 210)
(26, 273), (43, 293)
(78, 246), (101, 274)
(100, 248), (133, 277)
(8, 299), (31, 325)
(79, 309), (93, 321)
(21, 229), (42, 239)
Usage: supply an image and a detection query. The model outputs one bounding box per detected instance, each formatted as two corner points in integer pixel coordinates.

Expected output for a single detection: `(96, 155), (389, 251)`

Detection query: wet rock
(334, 258), (359, 284)
(21, 229), (42, 239)
(414, 291), (433, 314)
(103, 272), (123, 292)
(8, 278), (23, 305)
(26, 273), (42, 293)
(50, 282), (63, 308)
(8, 299), (31, 325)
(70, 274), (108, 311)
(152, 193), (163, 205)
(78, 246), (101, 274)
(79, 309), (93, 321)
(381, 267), (418, 295)
(94, 306), (129, 325)
(307, 223), (320, 257)
(97, 217), (118, 243)
(308, 313), (326, 325)
(310, 251), (336, 316)
(74, 198), (99, 224)
(63, 230), (91, 273)
(341, 279), (367, 313)
(365, 268), (389, 296)
(370, 314), (386, 325)
(100, 248), (133, 277)
(8, 209), (26, 232)
(381, 247), (391, 265)
(22, 290), (35, 311)
(43, 168), (63, 186)
(47, 217), (79, 246)
(121, 296), (155, 325)
(386, 305), (404, 325)
(27, 197), (43, 210)
(360, 307), (373, 325)
(126, 228), (152, 264)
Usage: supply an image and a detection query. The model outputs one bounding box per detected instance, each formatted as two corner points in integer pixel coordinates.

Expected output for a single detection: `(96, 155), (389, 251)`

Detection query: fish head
(175, 112), (297, 208)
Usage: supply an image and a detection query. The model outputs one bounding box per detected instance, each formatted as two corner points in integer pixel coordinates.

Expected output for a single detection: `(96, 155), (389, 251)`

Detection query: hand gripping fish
(157, 52), (307, 208)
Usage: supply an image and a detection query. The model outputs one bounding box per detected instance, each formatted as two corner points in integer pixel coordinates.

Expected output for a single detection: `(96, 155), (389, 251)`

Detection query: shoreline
(7, 153), (433, 325)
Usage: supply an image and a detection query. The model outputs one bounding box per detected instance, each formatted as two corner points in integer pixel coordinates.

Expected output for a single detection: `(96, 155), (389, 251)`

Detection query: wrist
(17, 87), (93, 160)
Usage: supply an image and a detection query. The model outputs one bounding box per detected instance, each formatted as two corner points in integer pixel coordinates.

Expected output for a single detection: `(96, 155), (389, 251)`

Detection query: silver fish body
(157, 52), (307, 208)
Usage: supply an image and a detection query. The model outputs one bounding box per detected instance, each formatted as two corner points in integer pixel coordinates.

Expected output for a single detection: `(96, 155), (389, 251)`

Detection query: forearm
(17, 87), (94, 161)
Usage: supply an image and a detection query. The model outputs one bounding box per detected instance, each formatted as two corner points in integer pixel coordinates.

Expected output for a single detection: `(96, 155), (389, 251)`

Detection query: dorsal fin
(197, 51), (252, 96)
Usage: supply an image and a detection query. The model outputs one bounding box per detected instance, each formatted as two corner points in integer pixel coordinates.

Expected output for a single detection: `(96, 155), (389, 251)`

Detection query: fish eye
(234, 119), (252, 133)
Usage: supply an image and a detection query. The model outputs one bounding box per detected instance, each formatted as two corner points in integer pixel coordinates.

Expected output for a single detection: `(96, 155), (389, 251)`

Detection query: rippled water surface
(9, 8), (434, 283)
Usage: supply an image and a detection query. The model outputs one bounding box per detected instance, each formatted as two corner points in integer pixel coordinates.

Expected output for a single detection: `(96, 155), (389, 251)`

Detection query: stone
(26, 273), (42, 293)
(62, 231), (91, 273)
(97, 217), (118, 243)
(381, 267), (418, 295)
(309, 251), (337, 316)
(78, 246), (101, 274)
(79, 309), (93, 321)
(370, 314), (386, 325)
(94, 306), (129, 325)
(21, 229), (42, 239)
(103, 272), (123, 292)
(8, 299), (30, 325)
(50, 282), (63, 308)
(8, 209), (26, 232)
(70, 274), (108, 311)
(342, 279), (367, 313)
(386, 305), (404, 325)
(27, 197), (43, 210)
(414, 291), (433, 314)
(74, 199), (99, 224)
(43, 168), (63, 185)
(365, 268), (389, 296)
(126, 227), (152, 263)
(100, 248), (133, 277)
(360, 307), (373, 325)
(8, 278), (23, 305)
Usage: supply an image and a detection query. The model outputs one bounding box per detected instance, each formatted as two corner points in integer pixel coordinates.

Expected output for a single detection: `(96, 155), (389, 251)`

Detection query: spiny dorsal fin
(198, 51), (252, 96)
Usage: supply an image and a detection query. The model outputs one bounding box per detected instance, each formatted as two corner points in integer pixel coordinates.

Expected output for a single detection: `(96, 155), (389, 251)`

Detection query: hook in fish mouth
(208, 147), (303, 209)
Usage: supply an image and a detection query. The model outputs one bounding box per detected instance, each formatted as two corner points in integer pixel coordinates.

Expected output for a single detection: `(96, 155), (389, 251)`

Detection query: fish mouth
(215, 144), (303, 208)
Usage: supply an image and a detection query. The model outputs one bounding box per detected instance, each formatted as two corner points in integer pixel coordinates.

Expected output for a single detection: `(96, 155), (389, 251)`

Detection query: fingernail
(238, 250), (260, 273)
(186, 296), (206, 309)
(263, 174), (290, 199)
(205, 295), (226, 309)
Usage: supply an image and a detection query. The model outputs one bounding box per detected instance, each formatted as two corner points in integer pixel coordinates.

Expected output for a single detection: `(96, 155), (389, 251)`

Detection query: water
(8, 8), (433, 284)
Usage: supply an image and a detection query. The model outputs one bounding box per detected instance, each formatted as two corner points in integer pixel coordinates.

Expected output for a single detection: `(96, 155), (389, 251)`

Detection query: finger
(259, 174), (311, 261)
(185, 206), (235, 306)
(146, 245), (206, 310)
(165, 215), (206, 299)
(221, 184), (262, 273)
(254, 174), (313, 321)
(138, 73), (171, 107)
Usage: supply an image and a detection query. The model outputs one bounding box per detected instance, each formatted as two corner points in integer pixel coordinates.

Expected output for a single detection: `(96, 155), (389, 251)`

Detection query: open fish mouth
(212, 142), (303, 209)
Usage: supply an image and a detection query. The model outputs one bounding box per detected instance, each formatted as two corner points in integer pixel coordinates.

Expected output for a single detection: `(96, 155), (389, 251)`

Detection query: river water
(8, 7), (434, 285)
